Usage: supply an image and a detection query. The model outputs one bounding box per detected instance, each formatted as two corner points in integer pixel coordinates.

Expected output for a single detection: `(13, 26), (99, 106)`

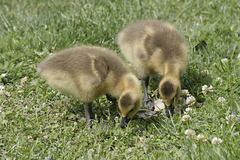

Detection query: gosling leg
(84, 102), (94, 125)
(142, 77), (155, 110)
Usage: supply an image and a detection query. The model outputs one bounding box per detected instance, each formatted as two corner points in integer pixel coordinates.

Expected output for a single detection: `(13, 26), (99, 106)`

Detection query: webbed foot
(144, 99), (155, 111)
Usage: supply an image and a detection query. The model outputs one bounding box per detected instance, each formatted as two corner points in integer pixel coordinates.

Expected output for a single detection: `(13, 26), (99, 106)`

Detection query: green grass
(1, 0), (240, 159)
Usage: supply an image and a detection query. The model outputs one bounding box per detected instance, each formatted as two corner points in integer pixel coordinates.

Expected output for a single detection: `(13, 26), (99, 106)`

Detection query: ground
(0, 0), (240, 159)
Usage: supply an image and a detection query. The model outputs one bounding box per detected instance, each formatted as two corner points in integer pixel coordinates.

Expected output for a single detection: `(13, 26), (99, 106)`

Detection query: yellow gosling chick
(117, 20), (188, 117)
(37, 46), (141, 128)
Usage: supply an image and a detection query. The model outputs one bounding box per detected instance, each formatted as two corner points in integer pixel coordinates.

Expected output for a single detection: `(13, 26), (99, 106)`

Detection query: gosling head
(159, 76), (180, 117)
(118, 91), (141, 128)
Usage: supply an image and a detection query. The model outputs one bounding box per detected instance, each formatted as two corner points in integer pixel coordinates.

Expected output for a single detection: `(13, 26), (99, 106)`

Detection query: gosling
(37, 46), (141, 128)
(117, 20), (188, 117)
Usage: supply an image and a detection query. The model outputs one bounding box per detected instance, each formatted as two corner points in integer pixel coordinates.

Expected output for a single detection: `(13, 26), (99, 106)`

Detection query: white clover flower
(43, 135), (49, 139)
(138, 137), (146, 148)
(226, 114), (235, 123)
(238, 54), (240, 61)
(149, 134), (154, 138)
(17, 85), (23, 93)
(154, 99), (165, 111)
(200, 70), (209, 76)
(21, 77), (28, 84)
(217, 97), (226, 103)
(186, 96), (196, 106)
(88, 148), (94, 154)
(181, 115), (191, 121)
(0, 85), (5, 91)
(1, 73), (7, 78)
(127, 147), (133, 152)
(4, 91), (11, 97)
(202, 85), (208, 95)
(216, 77), (222, 84)
(115, 116), (119, 123)
(185, 129), (196, 136)
(181, 89), (190, 96)
(211, 137), (223, 144)
(202, 85), (213, 95)
(196, 134), (205, 141)
(1, 111), (5, 118)
(208, 85), (213, 92)
(0, 85), (11, 97)
(234, 132), (239, 136)
(221, 58), (228, 65)
(216, 77), (221, 82)
(185, 107), (193, 112)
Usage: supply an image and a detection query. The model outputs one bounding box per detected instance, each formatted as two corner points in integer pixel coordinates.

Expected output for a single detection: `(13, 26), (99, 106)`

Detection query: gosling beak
(120, 116), (130, 128)
(165, 103), (174, 118)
